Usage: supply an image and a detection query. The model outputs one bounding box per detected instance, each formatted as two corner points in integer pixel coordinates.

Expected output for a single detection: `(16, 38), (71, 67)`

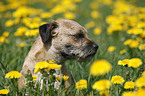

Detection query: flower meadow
(0, 0), (145, 96)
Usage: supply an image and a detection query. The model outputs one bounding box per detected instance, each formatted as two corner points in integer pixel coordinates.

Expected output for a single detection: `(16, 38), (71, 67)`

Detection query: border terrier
(18, 19), (98, 89)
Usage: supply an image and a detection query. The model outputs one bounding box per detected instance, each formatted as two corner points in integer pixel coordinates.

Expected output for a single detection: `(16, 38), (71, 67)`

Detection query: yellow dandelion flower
(0, 89), (9, 94)
(127, 28), (143, 35)
(35, 61), (49, 69)
(5, 39), (8, 43)
(17, 42), (26, 47)
(142, 71), (145, 77)
(139, 44), (145, 50)
(128, 58), (142, 68)
(85, 21), (95, 29)
(74, 0), (82, 2)
(107, 24), (123, 35)
(25, 82), (27, 84)
(48, 59), (55, 64)
(99, 90), (110, 96)
(127, 15), (138, 27)
(91, 11), (99, 19)
(90, 2), (98, 10)
(76, 79), (87, 89)
(50, 5), (65, 15)
(0, 36), (5, 43)
(64, 12), (75, 19)
(27, 23), (39, 29)
(107, 46), (116, 52)
(118, 59), (130, 66)
(63, 75), (69, 81)
(5, 71), (22, 79)
(32, 75), (38, 81)
(32, 17), (41, 23)
(33, 79), (37, 81)
(139, 13), (145, 19)
(136, 76), (145, 87)
(129, 40), (139, 48)
(124, 81), (135, 89)
(5, 19), (14, 27)
(87, 95), (94, 96)
(111, 75), (125, 84)
(106, 15), (118, 24)
(34, 68), (40, 73)
(93, 27), (101, 35)
(41, 12), (52, 18)
(136, 37), (143, 43)
(14, 26), (27, 36)
(90, 59), (112, 76)
(56, 75), (69, 81)
(40, 22), (47, 25)
(124, 39), (132, 45)
(47, 64), (61, 70)
(140, 31), (145, 38)
(3, 31), (9, 37)
(22, 17), (31, 24)
(101, 0), (112, 5)
(137, 22), (145, 28)
(56, 75), (61, 81)
(120, 49), (126, 55)
(92, 80), (111, 90)
(34, 61), (49, 73)
(14, 18), (20, 24)
(122, 91), (136, 96)
(25, 29), (39, 36)
(136, 88), (145, 96)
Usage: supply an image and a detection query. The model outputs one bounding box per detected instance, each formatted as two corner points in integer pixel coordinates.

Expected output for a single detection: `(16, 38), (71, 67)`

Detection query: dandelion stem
(126, 67), (130, 81)
(88, 73), (91, 83)
(133, 68), (138, 80)
(76, 89), (80, 96)
(115, 85), (119, 96)
(11, 79), (18, 95)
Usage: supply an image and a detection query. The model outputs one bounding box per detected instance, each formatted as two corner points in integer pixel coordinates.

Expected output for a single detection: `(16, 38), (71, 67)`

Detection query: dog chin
(77, 57), (91, 62)
(61, 47), (97, 62)
(60, 51), (75, 59)
(77, 53), (96, 62)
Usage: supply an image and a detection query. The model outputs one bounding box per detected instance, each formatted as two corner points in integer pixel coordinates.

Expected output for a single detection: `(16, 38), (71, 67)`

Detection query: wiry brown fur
(18, 19), (98, 89)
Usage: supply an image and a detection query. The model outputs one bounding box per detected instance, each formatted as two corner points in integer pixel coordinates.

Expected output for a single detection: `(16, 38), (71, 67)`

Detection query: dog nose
(92, 43), (99, 50)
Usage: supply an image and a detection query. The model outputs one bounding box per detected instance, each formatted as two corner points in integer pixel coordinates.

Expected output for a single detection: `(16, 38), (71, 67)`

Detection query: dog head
(39, 19), (98, 61)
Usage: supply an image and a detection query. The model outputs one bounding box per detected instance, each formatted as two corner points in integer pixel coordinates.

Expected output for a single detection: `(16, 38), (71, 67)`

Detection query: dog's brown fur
(18, 19), (98, 89)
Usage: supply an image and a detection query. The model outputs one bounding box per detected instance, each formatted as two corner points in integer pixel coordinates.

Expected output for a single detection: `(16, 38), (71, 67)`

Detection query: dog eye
(74, 33), (84, 39)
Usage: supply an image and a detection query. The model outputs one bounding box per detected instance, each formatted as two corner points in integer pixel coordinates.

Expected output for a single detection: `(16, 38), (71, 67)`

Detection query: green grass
(0, 0), (145, 96)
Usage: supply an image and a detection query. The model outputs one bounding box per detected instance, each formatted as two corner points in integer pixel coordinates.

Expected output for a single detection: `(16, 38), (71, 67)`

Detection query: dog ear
(39, 21), (58, 43)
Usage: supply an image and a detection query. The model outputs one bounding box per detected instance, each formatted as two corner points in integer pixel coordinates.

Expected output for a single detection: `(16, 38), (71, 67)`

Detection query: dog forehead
(56, 19), (88, 34)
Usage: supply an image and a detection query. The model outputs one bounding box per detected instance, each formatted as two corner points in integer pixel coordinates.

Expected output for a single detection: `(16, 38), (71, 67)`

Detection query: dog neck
(45, 45), (66, 64)
(22, 36), (65, 73)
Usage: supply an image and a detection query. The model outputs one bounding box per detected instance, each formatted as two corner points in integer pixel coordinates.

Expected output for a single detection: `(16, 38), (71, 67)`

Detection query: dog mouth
(61, 43), (98, 61)
(77, 47), (98, 61)
(60, 51), (76, 59)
